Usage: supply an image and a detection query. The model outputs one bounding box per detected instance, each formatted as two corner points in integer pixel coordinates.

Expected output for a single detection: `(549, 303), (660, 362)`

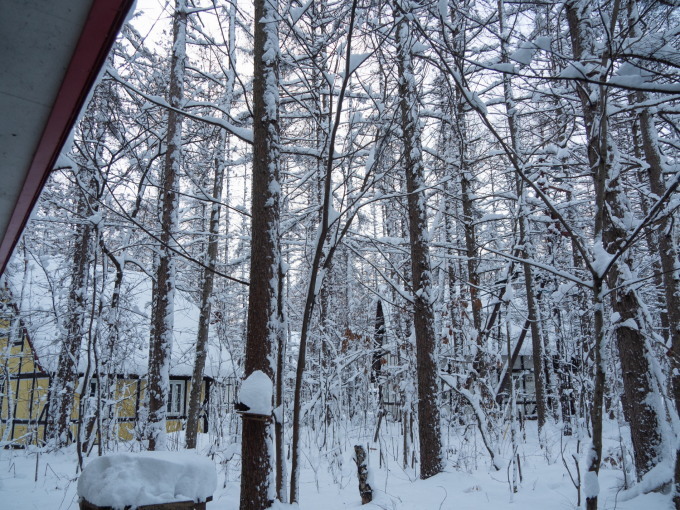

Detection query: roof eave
(0, 0), (135, 276)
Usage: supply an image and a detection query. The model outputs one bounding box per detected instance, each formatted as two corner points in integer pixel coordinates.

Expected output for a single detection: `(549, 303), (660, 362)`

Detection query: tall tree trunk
(586, 278), (606, 510)
(624, 8), (680, 500)
(47, 166), (96, 447)
(146, 0), (186, 451)
(566, 0), (666, 495)
(289, 1), (360, 501)
(497, 0), (547, 432)
(454, 80), (485, 380)
(275, 261), (287, 502)
(99, 241), (124, 451)
(185, 156), (224, 449)
(185, 6), (237, 444)
(239, 0), (280, 506)
(396, 1), (442, 479)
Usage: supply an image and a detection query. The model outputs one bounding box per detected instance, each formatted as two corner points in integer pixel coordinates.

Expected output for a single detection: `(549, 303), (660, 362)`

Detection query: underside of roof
(0, 0), (135, 276)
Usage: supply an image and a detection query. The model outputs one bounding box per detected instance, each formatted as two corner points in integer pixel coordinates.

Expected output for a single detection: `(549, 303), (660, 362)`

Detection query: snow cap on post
(237, 370), (273, 419)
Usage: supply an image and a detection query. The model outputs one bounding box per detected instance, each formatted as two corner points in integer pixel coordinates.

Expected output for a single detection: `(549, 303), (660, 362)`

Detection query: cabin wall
(70, 377), (210, 443)
(2, 291), (214, 448)
(0, 322), (50, 446)
(1, 344), (211, 446)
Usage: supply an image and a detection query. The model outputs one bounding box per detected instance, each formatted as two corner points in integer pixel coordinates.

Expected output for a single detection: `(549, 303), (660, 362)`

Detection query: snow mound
(239, 370), (273, 415)
(77, 451), (216, 508)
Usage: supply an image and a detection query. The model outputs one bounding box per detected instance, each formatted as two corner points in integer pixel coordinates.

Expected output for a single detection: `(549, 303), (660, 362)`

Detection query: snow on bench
(77, 451), (217, 510)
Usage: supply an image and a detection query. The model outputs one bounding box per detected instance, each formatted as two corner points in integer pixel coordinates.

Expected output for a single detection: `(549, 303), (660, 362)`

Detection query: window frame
(89, 379), (98, 398)
(167, 379), (185, 417)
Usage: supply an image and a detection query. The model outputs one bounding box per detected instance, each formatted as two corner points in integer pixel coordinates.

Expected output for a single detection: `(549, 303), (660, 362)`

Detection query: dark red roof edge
(0, 0), (136, 276)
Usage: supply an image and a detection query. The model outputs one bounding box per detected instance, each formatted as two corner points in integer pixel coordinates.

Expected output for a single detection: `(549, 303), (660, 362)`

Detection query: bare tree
(395, 0), (442, 479)
(146, 0), (187, 451)
(239, 0), (281, 506)
(497, 0), (548, 435)
(46, 166), (97, 447)
(565, 1), (668, 505)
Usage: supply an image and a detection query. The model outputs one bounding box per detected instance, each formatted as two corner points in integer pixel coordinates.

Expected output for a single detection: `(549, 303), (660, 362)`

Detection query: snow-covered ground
(0, 421), (672, 509)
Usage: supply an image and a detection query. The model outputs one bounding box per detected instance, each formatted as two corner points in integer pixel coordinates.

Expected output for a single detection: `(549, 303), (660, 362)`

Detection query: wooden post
(354, 445), (372, 504)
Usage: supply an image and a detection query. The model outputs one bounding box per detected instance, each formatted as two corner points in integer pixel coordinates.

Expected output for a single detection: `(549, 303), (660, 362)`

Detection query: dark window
(167, 380), (184, 416)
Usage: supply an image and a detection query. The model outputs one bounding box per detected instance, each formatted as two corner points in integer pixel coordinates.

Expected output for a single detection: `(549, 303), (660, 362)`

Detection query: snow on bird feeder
(77, 451), (216, 510)
(235, 370), (273, 421)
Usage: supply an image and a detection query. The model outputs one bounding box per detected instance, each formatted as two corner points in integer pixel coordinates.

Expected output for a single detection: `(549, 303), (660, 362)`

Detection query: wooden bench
(79, 495), (213, 510)
(77, 451), (216, 510)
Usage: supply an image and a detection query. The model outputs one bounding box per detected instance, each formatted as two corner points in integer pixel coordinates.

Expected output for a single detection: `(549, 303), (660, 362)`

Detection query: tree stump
(354, 445), (373, 504)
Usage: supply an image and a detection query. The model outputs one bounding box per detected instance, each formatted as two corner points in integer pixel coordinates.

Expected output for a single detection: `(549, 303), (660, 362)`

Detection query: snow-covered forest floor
(1, 420), (672, 509)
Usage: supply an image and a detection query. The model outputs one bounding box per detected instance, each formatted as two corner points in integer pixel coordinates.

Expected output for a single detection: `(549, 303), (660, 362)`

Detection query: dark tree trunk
(275, 262), (286, 502)
(396, 1), (442, 479)
(146, 0), (186, 451)
(626, 3), (680, 501)
(460, 171), (481, 342)
(47, 166), (96, 447)
(566, 0), (666, 490)
(239, 0), (280, 506)
(497, 0), (548, 432)
(185, 157), (223, 449)
(289, 1), (361, 501)
(372, 300), (385, 384)
(586, 280), (606, 510)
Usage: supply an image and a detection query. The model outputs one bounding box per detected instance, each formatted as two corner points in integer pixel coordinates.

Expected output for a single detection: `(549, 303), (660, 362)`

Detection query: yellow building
(0, 300), (50, 446)
(0, 288), (214, 447)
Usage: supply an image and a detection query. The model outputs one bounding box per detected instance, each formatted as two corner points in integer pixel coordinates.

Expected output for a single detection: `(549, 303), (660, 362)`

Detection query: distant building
(0, 263), (234, 447)
(377, 345), (538, 419)
(0, 290), (213, 447)
(497, 354), (537, 418)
